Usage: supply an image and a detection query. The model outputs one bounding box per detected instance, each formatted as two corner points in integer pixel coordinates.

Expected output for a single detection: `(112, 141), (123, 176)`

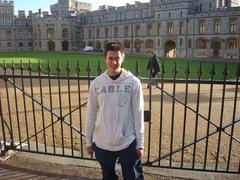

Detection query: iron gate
(0, 61), (240, 173)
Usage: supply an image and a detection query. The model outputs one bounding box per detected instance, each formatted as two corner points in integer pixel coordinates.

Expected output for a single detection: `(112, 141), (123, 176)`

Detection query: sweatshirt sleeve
(132, 78), (144, 149)
(85, 81), (98, 147)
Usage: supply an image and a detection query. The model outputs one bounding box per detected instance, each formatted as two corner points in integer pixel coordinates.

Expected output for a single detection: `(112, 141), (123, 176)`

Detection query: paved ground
(0, 150), (239, 180)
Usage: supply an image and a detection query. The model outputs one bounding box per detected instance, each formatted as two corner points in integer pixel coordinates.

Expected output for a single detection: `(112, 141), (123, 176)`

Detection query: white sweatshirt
(86, 69), (144, 151)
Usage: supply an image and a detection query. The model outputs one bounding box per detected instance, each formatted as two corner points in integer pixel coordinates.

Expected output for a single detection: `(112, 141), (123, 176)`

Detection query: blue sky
(14, 0), (148, 15)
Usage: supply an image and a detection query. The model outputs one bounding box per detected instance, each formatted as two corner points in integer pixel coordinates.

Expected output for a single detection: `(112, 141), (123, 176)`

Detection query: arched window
(47, 28), (55, 39)
(114, 26), (118, 37)
(146, 39), (154, 48)
(196, 38), (207, 49)
(124, 39), (130, 48)
(62, 28), (68, 38)
(135, 25), (140, 37)
(88, 29), (92, 39)
(147, 24), (153, 36)
(105, 28), (109, 38)
(96, 28), (100, 38)
(96, 40), (101, 49)
(156, 23), (161, 35)
(226, 38), (238, 50)
(211, 38), (221, 49)
(134, 39), (141, 53)
(167, 22), (173, 35)
(124, 25), (129, 37)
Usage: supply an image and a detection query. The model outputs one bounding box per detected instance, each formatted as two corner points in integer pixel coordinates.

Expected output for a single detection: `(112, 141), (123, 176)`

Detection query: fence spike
(76, 61), (81, 73)
(37, 60), (42, 72)
(210, 63), (216, 76)
(3, 60), (7, 71)
(20, 59), (24, 71)
(223, 63), (229, 77)
(162, 61), (165, 74)
(66, 60), (71, 73)
(47, 60), (51, 72)
(135, 60), (139, 77)
(97, 60), (102, 75)
(11, 61), (15, 71)
(184, 62), (190, 75)
(236, 63), (240, 78)
(197, 62), (203, 75)
(172, 61), (178, 75)
(56, 61), (61, 73)
(86, 60), (91, 73)
(28, 60), (32, 71)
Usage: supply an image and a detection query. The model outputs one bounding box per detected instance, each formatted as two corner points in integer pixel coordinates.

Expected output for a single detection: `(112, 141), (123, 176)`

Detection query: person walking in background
(85, 41), (144, 180)
(147, 53), (160, 88)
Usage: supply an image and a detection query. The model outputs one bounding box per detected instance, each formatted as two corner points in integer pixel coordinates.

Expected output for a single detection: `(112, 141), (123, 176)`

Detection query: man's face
(105, 50), (124, 76)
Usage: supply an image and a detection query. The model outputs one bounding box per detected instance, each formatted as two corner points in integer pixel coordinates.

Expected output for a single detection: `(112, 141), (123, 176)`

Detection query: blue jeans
(92, 140), (144, 180)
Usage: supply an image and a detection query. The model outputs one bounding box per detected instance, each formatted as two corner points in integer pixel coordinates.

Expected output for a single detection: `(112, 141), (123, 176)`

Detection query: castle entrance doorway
(48, 41), (55, 51)
(62, 41), (69, 51)
(165, 40), (176, 58)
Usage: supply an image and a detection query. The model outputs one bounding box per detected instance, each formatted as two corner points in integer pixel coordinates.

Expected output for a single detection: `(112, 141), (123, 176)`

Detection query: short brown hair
(104, 41), (124, 58)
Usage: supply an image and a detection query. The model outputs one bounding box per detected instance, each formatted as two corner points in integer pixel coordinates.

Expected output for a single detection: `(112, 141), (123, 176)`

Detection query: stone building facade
(0, 0), (240, 59)
(0, 0), (32, 51)
(77, 0), (240, 59)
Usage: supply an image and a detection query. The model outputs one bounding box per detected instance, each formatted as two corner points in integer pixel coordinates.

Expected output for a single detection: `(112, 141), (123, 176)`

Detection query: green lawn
(0, 51), (239, 80)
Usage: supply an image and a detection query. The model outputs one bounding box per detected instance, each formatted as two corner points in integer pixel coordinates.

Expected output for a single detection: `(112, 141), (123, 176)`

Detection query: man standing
(85, 41), (144, 180)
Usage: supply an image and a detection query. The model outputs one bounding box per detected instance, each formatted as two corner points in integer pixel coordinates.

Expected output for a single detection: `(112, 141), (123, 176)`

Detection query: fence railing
(0, 61), (240, 173)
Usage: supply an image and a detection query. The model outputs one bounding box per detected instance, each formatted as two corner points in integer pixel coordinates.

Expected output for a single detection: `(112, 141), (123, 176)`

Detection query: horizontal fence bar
(0, 75), (239, 85)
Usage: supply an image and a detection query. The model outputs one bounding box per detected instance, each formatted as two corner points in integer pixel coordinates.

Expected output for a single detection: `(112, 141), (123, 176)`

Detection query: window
(80, 29), (84, 38)
(6, 30), (11, 39)
(28, 42), (32, 47)
(88, 29), (92, 38)
(167, 22), (173, 35)
(124, 25), (128, 37)
(196, 39), (207, 49)
(198, 21), (205, 33)
(146, 39), (153, 48)
(47, 28), (55, 39)
(135, 25), (140, 37)
(28, 31), (32, 39)
(157, 23), (161, 35)
(96, 28), (100, 38)
(134, 39), (141, 52)
(19, 42), (23, 47)
(7, 42), (11, 47)
(230, 20), (237, 33)
(179, 22), (184, 34)
(180, 38), (182, 46)
(211, 39), (221, 49)
(188, 39), (192, 48)
(147, 24), (153, 36)
(105, 28), (109, 38)
(124, 39), (130, 48)
(226, 38), (238, 50)
(169, 12), (171, 19)
(214, 21), (220, 33)
(62, 28), (68, 38)
(114, 26), (118, 37)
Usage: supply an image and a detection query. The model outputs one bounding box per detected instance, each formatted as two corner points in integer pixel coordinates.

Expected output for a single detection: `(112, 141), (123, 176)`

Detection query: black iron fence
(0, 61), (240, 174)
